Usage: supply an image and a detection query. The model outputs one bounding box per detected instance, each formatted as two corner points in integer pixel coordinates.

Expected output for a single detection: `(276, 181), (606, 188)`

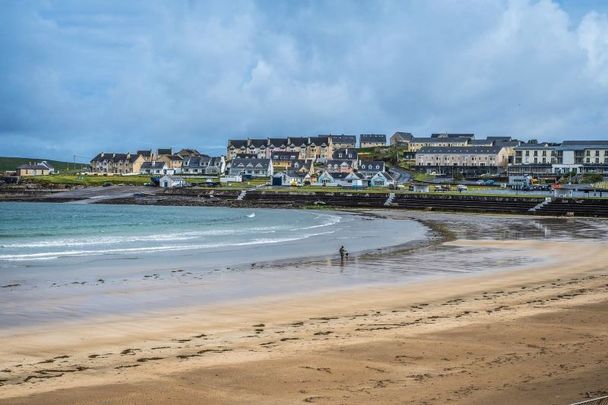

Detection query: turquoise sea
(0, 203), (424, 266)
(0, 203), (428, 327)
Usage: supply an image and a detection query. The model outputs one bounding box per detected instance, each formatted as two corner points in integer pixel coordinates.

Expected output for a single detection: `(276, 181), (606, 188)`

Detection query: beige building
(329, 135), (356, 150)
(408, 137), (471, 152)
(90, 152), (146, 174)
(228, 136), (336, 162)
(360, 134), (386, 148)
(415, 146), (510, 175)
(16, 161), (54, 176)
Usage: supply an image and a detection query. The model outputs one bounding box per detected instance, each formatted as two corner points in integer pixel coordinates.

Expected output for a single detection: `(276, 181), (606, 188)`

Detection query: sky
(1, 0), (608, 161)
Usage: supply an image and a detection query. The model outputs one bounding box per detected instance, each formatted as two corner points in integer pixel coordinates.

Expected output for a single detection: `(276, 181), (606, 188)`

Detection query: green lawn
(0, 156), (88, 173)
(412, 172), (435, 182)
(23, 174), (270, 189)
(24, 174), (152, 186)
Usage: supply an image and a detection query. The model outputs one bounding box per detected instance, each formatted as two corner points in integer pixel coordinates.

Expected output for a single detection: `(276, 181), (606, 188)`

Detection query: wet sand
(1, 212), (608, 404)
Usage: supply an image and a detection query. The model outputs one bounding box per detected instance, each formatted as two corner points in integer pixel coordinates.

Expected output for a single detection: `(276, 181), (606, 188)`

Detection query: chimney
(100, 152), (104, 158)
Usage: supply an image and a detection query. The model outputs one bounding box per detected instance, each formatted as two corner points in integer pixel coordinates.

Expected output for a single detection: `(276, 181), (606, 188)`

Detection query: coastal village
(12, 132), (608, 195)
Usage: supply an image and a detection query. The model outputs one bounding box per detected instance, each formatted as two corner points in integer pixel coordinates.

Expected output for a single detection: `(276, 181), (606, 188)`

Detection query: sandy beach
(1, 211), (607, 404)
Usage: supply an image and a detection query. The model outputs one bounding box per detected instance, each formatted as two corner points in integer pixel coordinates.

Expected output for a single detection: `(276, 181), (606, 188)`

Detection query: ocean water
(0, 203), (424, 268)
(0, 203), (431, 327)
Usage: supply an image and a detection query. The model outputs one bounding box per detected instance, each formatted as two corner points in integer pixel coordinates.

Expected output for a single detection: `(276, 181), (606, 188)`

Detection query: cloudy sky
(1, 0), (608, 160)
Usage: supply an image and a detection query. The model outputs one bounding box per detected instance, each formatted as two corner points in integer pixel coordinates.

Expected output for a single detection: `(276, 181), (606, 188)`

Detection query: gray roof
(329, 135), (356, 144)
(411, 137), (470, 144)
(141, 161), (166, 169)
(556, 140), (608, 151)
(358, 160), (386, 170)
(468, 139), (495, 146)
(497, 141), (520, 147)
(360, 134), (386, 142)
(391, 132), (413, 140)
(374, 171), (395, 181)
(235, 153), (258, 159)
(287, 137), (309, 147)
(183, 157), (208, 167)
(17, 162), (53, 170)
(157, 148), (172, 155)
(323, 172), (350, 180)
(515, 142), (556, 150)
(228, 140), (247, 148)
(417, 146), (503, 154)
(91, 153), (140, 163)
(267, 138), (288, 147)
(231, 158), (271, 168)
(431, 133), (475, 139)
(309, 135), (329, 146)
(332, 148), (358, 159)
(248, 139), (267, 148)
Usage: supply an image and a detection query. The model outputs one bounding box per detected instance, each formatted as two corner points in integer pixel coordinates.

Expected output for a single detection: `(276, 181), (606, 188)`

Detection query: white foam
(0, 230), (335, 261)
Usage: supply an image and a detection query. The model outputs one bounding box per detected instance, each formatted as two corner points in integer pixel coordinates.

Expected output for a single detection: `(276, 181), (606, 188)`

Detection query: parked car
(475, 180), (485, 185)
(484, 179), (496, 186)
(457, 184), (468, 192)
(102, 182), (113, 187)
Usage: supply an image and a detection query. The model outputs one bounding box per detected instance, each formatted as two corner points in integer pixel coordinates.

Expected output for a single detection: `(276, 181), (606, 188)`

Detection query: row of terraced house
(90, 148), (226, 176)
(391, 132), (608, 177)
(226, 134), (387, 162)
(225, 134), (396, 187)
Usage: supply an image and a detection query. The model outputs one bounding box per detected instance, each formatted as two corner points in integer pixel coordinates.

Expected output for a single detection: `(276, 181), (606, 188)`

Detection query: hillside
(0, 156), (88, 173)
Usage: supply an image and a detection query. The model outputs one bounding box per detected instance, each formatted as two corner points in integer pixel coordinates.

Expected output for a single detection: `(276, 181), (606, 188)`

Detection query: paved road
(45, 185), (154, 203)
(388, 166), (411, 184)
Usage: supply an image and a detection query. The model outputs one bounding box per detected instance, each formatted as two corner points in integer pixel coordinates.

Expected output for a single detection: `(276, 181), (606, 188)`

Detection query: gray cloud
(1, 0), (608, 160)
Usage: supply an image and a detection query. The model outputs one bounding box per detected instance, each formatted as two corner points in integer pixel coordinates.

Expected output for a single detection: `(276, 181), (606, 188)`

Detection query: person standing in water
(339, 245), (348, 261)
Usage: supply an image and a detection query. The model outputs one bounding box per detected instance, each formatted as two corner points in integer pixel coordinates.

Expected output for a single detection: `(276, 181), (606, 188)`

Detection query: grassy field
(24, 174), (152, 186)
(412, 172), (436, 182)
(0, 156), (87, 173)
(22, 174), (268, 188)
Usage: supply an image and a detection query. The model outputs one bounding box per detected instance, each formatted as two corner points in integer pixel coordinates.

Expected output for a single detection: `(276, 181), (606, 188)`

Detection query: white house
(317, 171), (343, 186)
(316, 171), (366, 187)
(271, 171), (310, 186)
(228, 158), (273, 178)
(16, 161), (55, 176)
(140, 161), (178, 175)
(358, 160), (386, 177)
(159, 175), (188, 188)
(370, 171), (396, 187)
(343, 172), (367, 188)
(181, 156), (226, 175)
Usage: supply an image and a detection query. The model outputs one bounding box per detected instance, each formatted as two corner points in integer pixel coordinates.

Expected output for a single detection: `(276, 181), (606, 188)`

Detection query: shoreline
(1, 234), (607, 403)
